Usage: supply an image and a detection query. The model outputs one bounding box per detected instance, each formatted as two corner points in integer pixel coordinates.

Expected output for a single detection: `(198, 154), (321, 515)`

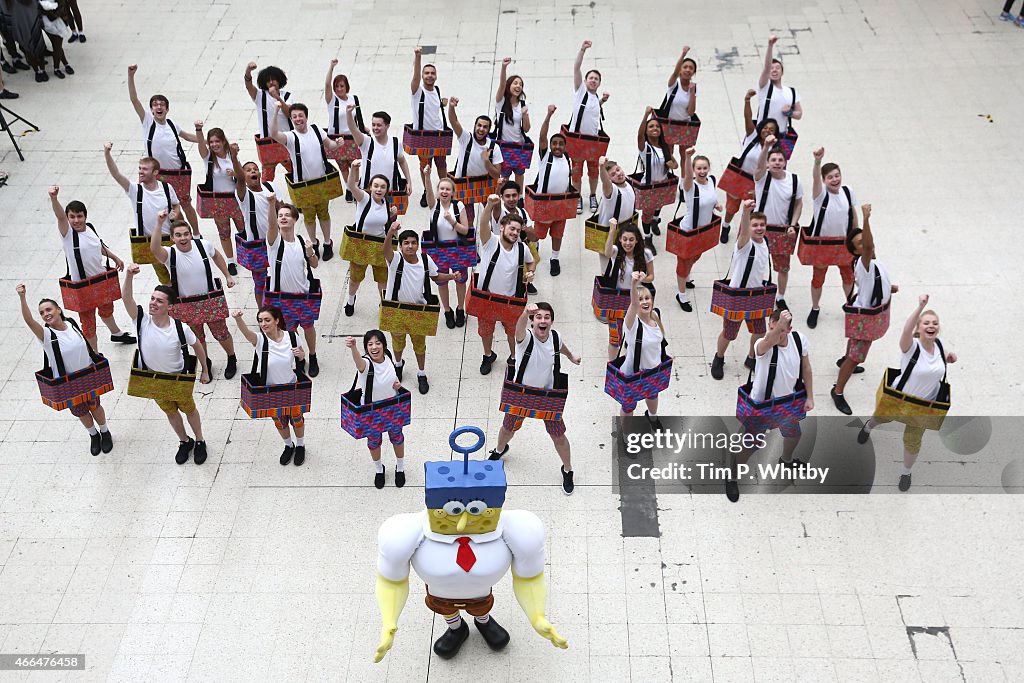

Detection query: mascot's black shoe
(474, 617), (510, 651)
(433, 619), (470, 659)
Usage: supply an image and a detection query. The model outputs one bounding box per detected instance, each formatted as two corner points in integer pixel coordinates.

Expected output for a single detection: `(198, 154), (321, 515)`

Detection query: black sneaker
(344, 300), (355, 317)
(100, 430), (113, 453)
(744, 356), (756, 371)
(650, 217), (662, 236)
(110, 331), (137, 344)
(311, 240), (321, 259)
(898, 474), (912, 492)
(589, 195), (598, 212)
(836, 356), (864, 374)
(775, 298), (789, 311)
(561, 467), (574, 495)
(395, 362), (404, 382)
(527, 282), (538, 295)
(54, 69), (65, 79)
(480, 352), (497, 375)
(644, 410), (663, 429)
(806, 308), (820, 329)
(79, 33), (87, 43)
(455, 308), (466, 327)
(228, 263), (238, 276)
(395, 470), (406, 487)
(1, 62), (14, 74)
(644, 235), (658, 256)
(0, 89), (15, 100)
(725, 479), (740, 502)
(193, 440), (208, 465)
(857, 424), (872, 445)
(488, 445), (508, 461)
(90, 432), (101, 456)
(418, 375), (429, 394)
(686, 279), (695, 289)
(419, 191), (428, 208)
(280, 444), (294, 466)
(444, 310), (456, 329)
(13, 60), (30, 71)
(345, 189), (354, 203)
(550, 259), (561, 277)
(224, 355), (237, 380)
(711, 354), (725, 380)
(831, 386), (852, 415)
(35, 70), (48, 83)
(308, 354), (319, 377)
(474, 617), (510, 650)
(64, 64), (75, 75)
(433, 619), (469, 659)
(719, 225), (731, 244)
(322, 241), (334, 262)
(70, 33), (79, 42)
(676, 293), (692, 312)
(175, 437), (195, 465)
(293, 445), (305, 466)
(374, 466), (386, 489)
(576, 197), (583, 215)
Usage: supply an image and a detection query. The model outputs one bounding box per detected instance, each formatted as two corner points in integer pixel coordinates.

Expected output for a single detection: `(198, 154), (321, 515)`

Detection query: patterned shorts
(367, 427), (405, 450)
(846, 338), (873, 364)
(502, 413), (566, 437)
(271, 407), (305, 431)
(69, 395), (100, 418)
(189, 320), (231, 343)
(155, 396), (197, 415)
(722, 317), (766, 341)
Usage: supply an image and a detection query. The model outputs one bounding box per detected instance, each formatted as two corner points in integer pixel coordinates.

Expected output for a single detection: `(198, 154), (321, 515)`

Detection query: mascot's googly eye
(466, 500), (487, 515)
(442, 501), (466, 516)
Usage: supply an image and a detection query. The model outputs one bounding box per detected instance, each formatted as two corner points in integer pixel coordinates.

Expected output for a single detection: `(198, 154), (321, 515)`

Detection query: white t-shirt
(141, 113), (187, 170)
(385, 253), (439, 304)
(39, 325), (92, 376)
(852, 257), (893, 308)
(410, 85), (445, 131)
(638, 143), (668, 183)
(663, 79), (694, 121)
(428, 199), (466, 241)
(751, 331), (809, 400)
(728, 239), (770, 289)
(236, 182), (276, 240)
(737, 132), (764, 175)
(252, 89), (292, 138)
(811, 186), (857, 238)
(893, 339), (946, 402)
(327, 94), (358, 136)
(138, 312), (197, 374)
(514, 329), (561, 390)
(267, 235), (311, 294)
(755, 171), (803, 226)
(597, 184), (637, 225)
(352, 195), (390, 237)
(127, 181), (179, 237)
(476, 238), (534, 297)
(166, 238), (218, 298)
(568, 86), (602, 136)
(61, 226), (106, 280)
(621, 316), (664, 374)
(282, 125), (329, 181)
(253, 332), (299, 386)
(679, 176), (718, 232)
(454, 131), (503, 178)
(532, 150), (572, 194)
(494, 99), (526, 144)
(602, 246), (655, 289)
(358, 356), (399, 403)
(202, 153), (235, 193)
(757, 83), (800, 134)
(489, 204), (533, 236)
(357, 136), (404, 190)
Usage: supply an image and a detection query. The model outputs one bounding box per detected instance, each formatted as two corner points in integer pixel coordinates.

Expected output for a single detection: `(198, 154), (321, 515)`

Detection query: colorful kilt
(500, 363), (568, 421)
(525, 186), (580, 223)
(403, 125), (454, 157)
(255, 134), (292, 167)
(874, 368), (950, 431)
(604, 356), (673, 407)
(389, 185), (411, 216)
(240, 372), (312, 419)
(157, 167), (193, 202)
(466, 274), (527, 329)
(126, 352), (197, 403)
(421, 229), (476, 272)
(341, 228), (394, 268)
(666, 216), (721, 259)
(628, 173), (678, 213)
(736, 383), (807, 434)
(326, 133), (361, 163)
(559, 125), (609, 166)
(584, 212), (639, 253)
(285, 166), (343, 211)
(170, 289), (229, 327)
(234, 234), (269, 273)
(797, 231), (849, 267)
(35, 358), (114, 411)
(379, 300), (441, 337)
(718, 159), (754, 199)
(765, 224), (798, 260)
(843, 300), (891, 342)
(130, 233), (173, 265)
(592, 276), (630, 323)
(493, 137), (534, 175)
(197, 189), (243, 222)
(449, 174), (500, 205)
(653, 112), (701, 147)
(263, 289), (322, 330)
(59, 269), (121, 313)
(778, 127), (798, 160)
(710, 279), (777, 321)
(340, 387), (412, 440)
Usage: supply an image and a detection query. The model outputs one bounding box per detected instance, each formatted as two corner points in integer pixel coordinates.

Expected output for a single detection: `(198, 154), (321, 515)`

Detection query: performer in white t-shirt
(531, 105), (574, 276)
(756, 36), (802, 135)
(807, 146), (859, 329)
(195, 125), (242, 272)
(720, 90), (780, 245)
(753, 135), (803, 308)
(324, 58), (365, 202)
(243, 62), (293, 182)
(493, 57), (532, 189)
(448, 97), (504, 224)
(661, 46), (698, 159)
(635, 106), (678, 250)
(570, 40), (611, 214)
(411, 46), (450, 206)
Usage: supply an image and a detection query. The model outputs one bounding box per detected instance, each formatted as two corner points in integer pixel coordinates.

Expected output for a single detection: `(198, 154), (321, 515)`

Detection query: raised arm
(243, 61), (258, 100)
(422, 167), (435, 209)
(16, 285), (44, 341)
(538, 105), (556, 155)
(348, 161), (367, 203)
(194, 120), (209, 159)
(383, 220), (399, 264)
(900, 294), (929, 354)
(668, 46), (689, 87)
(603, 218), (619, 258)
(515, 303), (535, 344)
(598, 155), (613, 198)
(48, 186), (70, 237)
(754, 309), (791, 357)
(127, 64), (145, 121)
(623, 271), (643, 330)
(754, 134), (776, 182)
(479, 195), (499, 245)
(860, 204), (875, 271)
(230, 144), (247, 201)
(687, 82), (697, 118)
(637, 107), (652, 152)
(495, 57), (510, 104)
(411, 47), (422, 93)
(231, 310), (258, 346)
(346, 336), (367, 373)
(177, 121), (202, 145)
(397, 155), (412, 194)
(265, 195), (280, 245)
(269, 103), (288, 146)
(682, 146), (695, 192)
(521, 104), (531, 134)
(758, 36), (777, 89)
(103, 143), (130, 192)
(346, 104), (365, 148)
(573, 40), (591, 91)
(447, 98), (463, 138)
(150, 210), (170, 263)
(482, 146), (501, 178)
(812, 147), (824, 199)
(743, 89), (757, 137)
(122, 264), (140, 319)
(736, 198), (754, 250)
(325, 58), (337, 104)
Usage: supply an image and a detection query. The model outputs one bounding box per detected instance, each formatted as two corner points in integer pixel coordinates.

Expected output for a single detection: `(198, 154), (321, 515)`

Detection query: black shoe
(644, 410), (663, 429)
(455, 308), (466, 327)
(70, 33), (79, 43)
(488, 445), (508, 461)
(480, 352), (497, 375)
(561, 466), (575, 495)
(589, 195), (598, 212)
(100, 430), (113, 453)
(79, 34), (87, 43)
(474, 617), (510, 650)
(433, 619), (470, 659)
(35, 71), (48, 83)
(54, 69), (65, 79)
(527, 282), (538, 295)
(311, 240), (321, 259)
(194, 440), (208, 465)
(395, 470), (406, 487)
(395, 362), (404, 382)
(344, 300), (354, 316)
(744, 356), (755, 371)
(686, 279), (695, 289)
(676, 294), (692, 312)
(64, 64), (74, 75)
(719, 225), (731, 244)
(228, 263), (238, 276)
(836, 356), (864, 374)
(898, 474), (912, 492)
(374, 466), (386, 489)
(806, 308), (820, 329)
(550, 259), (561, 277)
(224, 355), (237, 379)
(322, 241), (334, 261)
(175, 437), (195, 465)
(445, 310), (456, 329)
(90, 432), (101, 456)
(280, 444), (294, 465)
(419, 191), (428, 208)
(0, 89), (16, 99)
(857, 424), (872, 445)
(650, 217), (662, 236)
(13, 60), (30, 71)
(110, 331), (137, 344)
(831, 386), (852, 415)
(293, 445), (305, 466)
(725, 479), (740, 502)
(418, 375), (429, 394)
(1, 62), (15, 74)
(711, 354), (725, 380)
(775, 298), (788, 311)
(778, 457), (808, 470)
(308, 354), (319, 377)
(576, 197), (583, 215)
(644, 235), (658, 256)
(345, 189), (354, 203)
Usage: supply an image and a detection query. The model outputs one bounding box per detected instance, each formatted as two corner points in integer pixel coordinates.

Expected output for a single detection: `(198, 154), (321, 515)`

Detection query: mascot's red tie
(455, 536), (476, 572)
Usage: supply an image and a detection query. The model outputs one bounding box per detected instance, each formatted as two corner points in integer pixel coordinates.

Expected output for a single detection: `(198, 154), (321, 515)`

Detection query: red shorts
(476, 317), (515, 340)
(846, 338), (873, 364)
(502, 413), (566, 437)
(78, 302), (115, 339)
(675, 256), (700, 278)
(726, 194), (742, 215)
(773, 254), (791, 273)
(534, 220), (567, 240)
(189, 319), (230, 343)
(811, 264), (855, 289)
(722, 317), (766, 341)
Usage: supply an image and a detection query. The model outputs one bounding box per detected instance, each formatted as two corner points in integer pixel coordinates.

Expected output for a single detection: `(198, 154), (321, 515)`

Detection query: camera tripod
(0, 104), (39, 162)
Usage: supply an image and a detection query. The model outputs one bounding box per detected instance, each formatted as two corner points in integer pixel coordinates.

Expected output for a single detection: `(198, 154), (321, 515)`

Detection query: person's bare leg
(185, 409), (204, 441)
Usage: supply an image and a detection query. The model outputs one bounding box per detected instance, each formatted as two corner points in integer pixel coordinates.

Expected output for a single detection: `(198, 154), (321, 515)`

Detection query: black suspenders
(169, 239), (216, 294)
(480, 241), (525, 296)
(134, 305), (189, 371)
(429, 201), (462, 239)
(147, 118), (188, 169)
(757, 173), (799, 225)
(761, 332), (804, 401)
(811, 186), (853, 236)
(252, 330), (300, 384)
(270, 235), (315, 292)
(514, 330), (561, 384)
(66, 224), (106, 280)
(389, 252), (434, 302)
(895, 340), (947, 392)
(135, 183), (173, 236)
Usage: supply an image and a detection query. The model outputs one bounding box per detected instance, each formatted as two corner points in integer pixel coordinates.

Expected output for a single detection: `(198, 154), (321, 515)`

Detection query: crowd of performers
(19, 38), (957, 501)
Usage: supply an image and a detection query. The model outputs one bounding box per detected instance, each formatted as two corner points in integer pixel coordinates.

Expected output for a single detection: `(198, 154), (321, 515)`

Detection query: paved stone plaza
(1, 0), (1022, 680)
